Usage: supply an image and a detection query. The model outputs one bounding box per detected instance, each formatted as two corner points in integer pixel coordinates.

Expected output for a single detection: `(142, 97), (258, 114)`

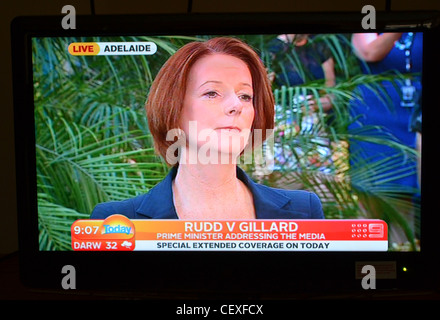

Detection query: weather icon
(121, 241), (133, 248)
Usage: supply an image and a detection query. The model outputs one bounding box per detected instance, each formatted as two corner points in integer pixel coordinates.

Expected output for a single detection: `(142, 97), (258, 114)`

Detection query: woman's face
(180, 53), (255, 163)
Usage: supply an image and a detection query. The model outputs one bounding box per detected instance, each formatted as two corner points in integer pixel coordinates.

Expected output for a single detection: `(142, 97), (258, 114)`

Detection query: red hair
(145, 37), (274, 165)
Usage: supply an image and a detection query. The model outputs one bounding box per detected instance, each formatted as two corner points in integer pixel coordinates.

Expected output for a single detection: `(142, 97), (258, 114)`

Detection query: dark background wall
(1, 0), (439, 255)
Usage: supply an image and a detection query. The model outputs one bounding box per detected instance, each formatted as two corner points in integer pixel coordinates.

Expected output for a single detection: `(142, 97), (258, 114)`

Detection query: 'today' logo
(100, 214), (135, 239)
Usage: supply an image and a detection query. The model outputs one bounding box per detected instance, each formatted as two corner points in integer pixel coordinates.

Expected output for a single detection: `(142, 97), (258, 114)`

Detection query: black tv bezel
(11, 11), (440, 295)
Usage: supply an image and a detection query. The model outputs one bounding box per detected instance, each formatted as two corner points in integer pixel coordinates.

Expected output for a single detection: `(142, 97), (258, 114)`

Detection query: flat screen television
(11, 10), (440, 296)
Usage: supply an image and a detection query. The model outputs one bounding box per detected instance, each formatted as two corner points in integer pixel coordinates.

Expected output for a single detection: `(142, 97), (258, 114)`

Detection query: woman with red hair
(91, 37), (323, 220)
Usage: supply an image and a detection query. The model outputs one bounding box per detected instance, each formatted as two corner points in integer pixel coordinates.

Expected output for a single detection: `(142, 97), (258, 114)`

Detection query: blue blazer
(91, 166), (324, 220)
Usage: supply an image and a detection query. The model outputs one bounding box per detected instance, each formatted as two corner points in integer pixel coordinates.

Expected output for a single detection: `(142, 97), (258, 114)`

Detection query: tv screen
(11, 12), (440, 293)
(33, 33), (422, 252)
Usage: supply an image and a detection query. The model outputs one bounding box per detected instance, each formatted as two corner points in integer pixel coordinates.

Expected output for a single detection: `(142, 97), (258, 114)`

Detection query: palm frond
(38, 196), (89, 251)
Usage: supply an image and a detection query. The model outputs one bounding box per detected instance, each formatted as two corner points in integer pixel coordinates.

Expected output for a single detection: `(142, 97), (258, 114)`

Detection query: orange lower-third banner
(71, 214), (388, 251)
